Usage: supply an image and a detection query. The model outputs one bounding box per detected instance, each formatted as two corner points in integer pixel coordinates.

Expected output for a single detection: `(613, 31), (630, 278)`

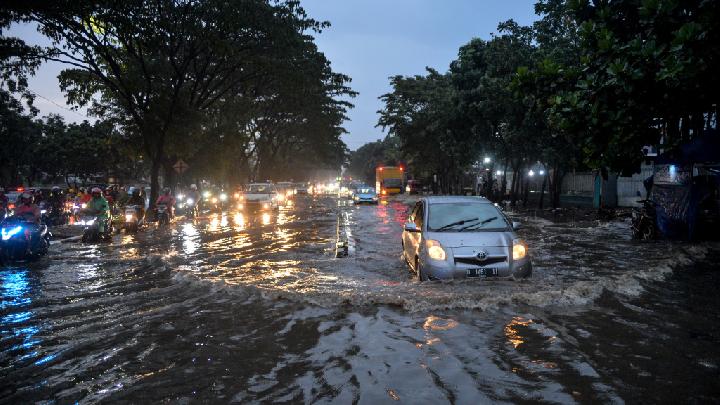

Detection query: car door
(404, 201), (424, 268)
(403, 202), (419, 262)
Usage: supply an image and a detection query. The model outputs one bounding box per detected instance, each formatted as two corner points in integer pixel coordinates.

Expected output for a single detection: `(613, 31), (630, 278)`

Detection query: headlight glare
(426, 239), (446, 261)
(512, 239), (527, 260)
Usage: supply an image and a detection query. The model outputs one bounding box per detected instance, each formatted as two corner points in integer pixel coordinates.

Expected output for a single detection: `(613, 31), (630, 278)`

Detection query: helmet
(163, 187), (171, 195)
(127, 186), (136, 194)
(52, 186), (60, 192)
(190, 184), (197, 190)
(91, 187), (102, 196)
(20, 192), (33, 204)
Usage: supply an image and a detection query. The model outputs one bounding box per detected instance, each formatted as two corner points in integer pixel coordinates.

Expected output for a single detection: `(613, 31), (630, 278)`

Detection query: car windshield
(246, 184), (273, 193)
(427, 202), (508, 232)
(358, 188), (374, 194)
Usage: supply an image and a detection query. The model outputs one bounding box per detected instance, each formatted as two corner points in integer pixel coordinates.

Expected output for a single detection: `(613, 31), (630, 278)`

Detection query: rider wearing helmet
(156, 187), (176, 218)
(85, 187), (110, 232)
(14, 193), (41, 223)
(127, 187), (146, 222)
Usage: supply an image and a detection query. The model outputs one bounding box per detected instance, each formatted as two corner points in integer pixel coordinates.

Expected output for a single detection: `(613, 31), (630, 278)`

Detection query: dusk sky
(11, 0), (538, 150)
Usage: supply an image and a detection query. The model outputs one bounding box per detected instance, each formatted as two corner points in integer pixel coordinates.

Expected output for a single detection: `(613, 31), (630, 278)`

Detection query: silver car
(402, 196), (532, 281)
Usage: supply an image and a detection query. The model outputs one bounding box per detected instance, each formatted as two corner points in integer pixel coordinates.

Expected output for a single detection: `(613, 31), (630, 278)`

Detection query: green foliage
(3, 0), (354, 197)
(347, 136), (401, 185)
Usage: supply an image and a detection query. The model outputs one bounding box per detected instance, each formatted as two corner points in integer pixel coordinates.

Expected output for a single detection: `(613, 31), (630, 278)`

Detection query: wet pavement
(2, 196), (719, 403)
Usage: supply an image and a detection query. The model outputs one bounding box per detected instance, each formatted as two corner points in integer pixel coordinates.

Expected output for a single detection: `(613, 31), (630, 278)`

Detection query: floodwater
(2, 196), (719, 403)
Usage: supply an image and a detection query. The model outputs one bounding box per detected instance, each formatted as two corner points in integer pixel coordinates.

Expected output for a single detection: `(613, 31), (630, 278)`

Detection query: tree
(17, 0), (341, 204)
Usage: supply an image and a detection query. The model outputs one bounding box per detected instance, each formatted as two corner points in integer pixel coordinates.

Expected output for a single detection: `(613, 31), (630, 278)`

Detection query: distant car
(294, 183), (309, 194)
(353, 187), (379, 204)
(243, 183), (279, 210)
(402, 196), (532, 281)
(405, 180), (423, 194)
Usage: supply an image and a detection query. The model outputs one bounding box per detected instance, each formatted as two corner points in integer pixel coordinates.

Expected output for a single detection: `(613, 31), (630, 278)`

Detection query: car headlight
(263, 202), (270, 209)
(1, 225), (22, 241)
(512, 239), (527, 260)
(425, 239), (447, 261)
(220, 193), (228, 201)
(234, 193), (240, 199)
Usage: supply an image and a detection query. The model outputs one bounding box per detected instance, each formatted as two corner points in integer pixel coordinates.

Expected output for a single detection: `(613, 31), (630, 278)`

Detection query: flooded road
(2, 196), (719, 403)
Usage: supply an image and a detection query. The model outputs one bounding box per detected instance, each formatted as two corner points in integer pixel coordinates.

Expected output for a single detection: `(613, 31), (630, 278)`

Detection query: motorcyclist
(14, 193), (41, 223)
(188, 184), (200, 204)
(126, 187), (146, 223)
(156, 187), (176, 218)
(84, 187), (110, 233)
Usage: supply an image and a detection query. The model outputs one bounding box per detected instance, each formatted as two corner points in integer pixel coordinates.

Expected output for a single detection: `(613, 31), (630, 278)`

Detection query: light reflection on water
(0, 268), (45, 365)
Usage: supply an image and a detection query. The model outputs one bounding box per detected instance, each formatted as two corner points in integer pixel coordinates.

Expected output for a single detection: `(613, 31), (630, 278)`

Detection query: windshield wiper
(458, 216), (498, 231)
(434, 217), (479, 231)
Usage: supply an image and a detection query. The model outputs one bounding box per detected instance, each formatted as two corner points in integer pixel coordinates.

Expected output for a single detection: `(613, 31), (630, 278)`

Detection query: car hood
(357, 193), (376, 198)
(424, 231), (513, 248)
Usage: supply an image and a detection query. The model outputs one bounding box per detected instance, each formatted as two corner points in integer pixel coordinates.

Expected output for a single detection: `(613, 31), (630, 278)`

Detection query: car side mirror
(512, 221), (522, 230)
(404, 222), (420, 233)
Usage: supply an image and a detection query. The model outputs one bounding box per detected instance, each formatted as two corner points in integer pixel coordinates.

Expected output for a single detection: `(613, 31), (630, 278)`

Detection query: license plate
(466, 268), (498, 278)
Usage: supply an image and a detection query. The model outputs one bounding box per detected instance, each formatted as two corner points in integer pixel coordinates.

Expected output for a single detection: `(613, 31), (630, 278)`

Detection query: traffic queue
(0, 182), (302, 263)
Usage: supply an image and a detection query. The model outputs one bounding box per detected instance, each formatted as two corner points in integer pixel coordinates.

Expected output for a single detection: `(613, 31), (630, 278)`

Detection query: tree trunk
(538, 172), (547, 209)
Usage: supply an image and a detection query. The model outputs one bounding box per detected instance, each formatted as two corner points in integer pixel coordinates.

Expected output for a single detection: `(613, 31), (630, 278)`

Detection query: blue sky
(10, 1), (538, 150)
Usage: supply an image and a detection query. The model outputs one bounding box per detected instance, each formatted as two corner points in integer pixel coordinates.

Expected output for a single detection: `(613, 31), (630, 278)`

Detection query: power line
(30, 91), (93, 121)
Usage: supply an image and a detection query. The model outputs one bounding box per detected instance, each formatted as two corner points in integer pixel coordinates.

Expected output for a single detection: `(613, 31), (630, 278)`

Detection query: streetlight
(528, 170), (535, 177)
(483, 157), (491, 164)
(496, 170), (502, 176)
(539, 170), (545, 176)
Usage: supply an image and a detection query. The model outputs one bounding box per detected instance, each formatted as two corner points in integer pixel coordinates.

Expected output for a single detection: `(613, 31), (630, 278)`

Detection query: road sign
(173, 159), (189, 174)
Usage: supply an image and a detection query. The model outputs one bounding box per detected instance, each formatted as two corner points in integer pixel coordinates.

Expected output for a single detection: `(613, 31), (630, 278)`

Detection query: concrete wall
(561, 164), (654, 207)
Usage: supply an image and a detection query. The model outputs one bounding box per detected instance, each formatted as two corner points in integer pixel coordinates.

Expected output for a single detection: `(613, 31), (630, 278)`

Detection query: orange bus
(375, 166), (404, 195)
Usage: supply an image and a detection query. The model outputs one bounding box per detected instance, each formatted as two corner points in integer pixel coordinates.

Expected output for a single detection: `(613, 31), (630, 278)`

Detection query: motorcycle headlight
(1, 225), (22, 241)
(41, 209), (47, 214)
(512, 239), (527, 260)
(263, 203), (270, 209)
(177, 194), (185, 200)
(186, 198), (194, 204)
(203, 191), (211, 198)
(238, 203), (244, 209)
(425, 239), (447, 261)
(220, 193), (228, 201)
(85, 219), (95, 226)
(125, 214), (134, 222)
(212, 197), (218, 204)
(81, 203), (87, 209)
(276, 194), (285, 202)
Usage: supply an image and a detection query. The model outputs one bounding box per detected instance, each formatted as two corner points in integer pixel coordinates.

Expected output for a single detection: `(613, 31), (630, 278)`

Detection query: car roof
(421, 196), (493, 204)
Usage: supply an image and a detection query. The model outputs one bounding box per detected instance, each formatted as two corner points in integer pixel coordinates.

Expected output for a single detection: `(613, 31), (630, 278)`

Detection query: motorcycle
(178, 196), (198, 218)
(123, 205), (144, 233)
(631, 199), (658, 240)
(77, 215), (113, 243)
(156, 203), (170, 226)
(0, 217), (51, 262)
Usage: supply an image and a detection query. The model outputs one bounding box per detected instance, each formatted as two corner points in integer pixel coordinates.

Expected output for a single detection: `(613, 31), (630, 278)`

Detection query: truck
(375, 166), (404, 196)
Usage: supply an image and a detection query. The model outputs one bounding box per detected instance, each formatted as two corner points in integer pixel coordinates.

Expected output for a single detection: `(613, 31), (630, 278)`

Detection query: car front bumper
(421, 247), (532, 280)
